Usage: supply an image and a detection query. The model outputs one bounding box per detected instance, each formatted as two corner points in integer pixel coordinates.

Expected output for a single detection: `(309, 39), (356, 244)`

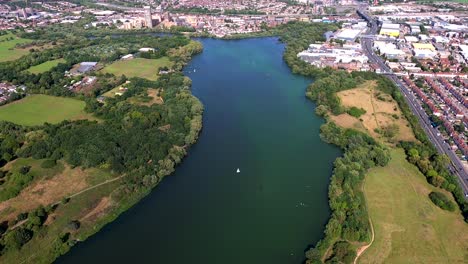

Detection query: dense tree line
(306, 71), (360, 115)
(306, 123), (390, 263)
(272, 22), (339, 78)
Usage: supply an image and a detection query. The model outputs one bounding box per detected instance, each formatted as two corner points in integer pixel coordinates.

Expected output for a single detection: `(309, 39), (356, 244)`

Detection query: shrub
(67, 220), (80, 231)
(429, 191), (456, 212)
(0, 172), (34, 201)
(19, 166), (31, 175)
(3, 228), (33, 251)
(347, 107), (366, 118)
(327, 241), (356, 263)
(41, 159), (57, 169)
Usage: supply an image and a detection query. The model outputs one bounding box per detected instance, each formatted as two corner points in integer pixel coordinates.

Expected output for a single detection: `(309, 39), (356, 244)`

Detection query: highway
(357, 10), (468, 197)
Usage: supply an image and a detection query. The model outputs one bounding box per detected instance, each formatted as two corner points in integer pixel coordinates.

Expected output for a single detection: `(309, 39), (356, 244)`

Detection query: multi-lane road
(358, 10), (468, 197)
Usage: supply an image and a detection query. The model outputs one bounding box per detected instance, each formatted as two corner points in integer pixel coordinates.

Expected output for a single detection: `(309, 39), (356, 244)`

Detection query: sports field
(27, 58), (66, 74)
(100, 57), (173, 81)
(0, 33), (32, 62)
(0, 94), (94, 126)
(359, 149), (468, 264)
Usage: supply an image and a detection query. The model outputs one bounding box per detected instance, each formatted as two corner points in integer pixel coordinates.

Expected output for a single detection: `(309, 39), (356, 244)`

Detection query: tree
(19, 165), (31, 175)
(430, 175), (445, 187)
(67, 220), (80, 231)
(4, 228), (33, 250)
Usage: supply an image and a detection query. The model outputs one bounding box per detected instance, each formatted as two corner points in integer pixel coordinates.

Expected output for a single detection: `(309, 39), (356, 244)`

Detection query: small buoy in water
(194, 69), (196, 72)
(236, 168), (240, 173)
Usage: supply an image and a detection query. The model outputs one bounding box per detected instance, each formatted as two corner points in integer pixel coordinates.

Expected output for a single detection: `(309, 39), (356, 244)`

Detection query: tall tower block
(144, 6), (153, 28)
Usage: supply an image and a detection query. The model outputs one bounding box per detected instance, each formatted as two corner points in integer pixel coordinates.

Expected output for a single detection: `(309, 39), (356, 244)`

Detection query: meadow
(27, 58), (66, 74)
(0, 32), (32, 62)
(359, 149), (468, 264)
(331, 81), (415, 143)
(100, 57), (173, 81)
(0, 94), (93, 126)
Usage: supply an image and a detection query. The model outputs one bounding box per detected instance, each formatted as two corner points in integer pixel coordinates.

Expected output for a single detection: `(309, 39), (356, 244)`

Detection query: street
(357, 10), (468, 196)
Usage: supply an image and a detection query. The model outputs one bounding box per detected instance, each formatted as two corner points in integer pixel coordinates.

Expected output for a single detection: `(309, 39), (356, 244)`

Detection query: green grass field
(27, 58), (66, 74)
(100, 57), (173, 81)
(102, 86), (124, 98)
(0, 33), (32, 62)
(359, 149), (468, 264)
(0, 95), (94, 126)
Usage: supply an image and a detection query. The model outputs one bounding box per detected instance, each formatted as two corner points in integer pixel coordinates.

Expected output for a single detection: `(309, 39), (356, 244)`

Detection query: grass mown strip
(0, 94), (94, 126)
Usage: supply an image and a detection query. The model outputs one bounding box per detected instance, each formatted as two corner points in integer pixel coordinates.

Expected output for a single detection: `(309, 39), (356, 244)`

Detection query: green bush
(41, 159), (57, 169)
(0, 172), (34, 201)
(429, 191), (456, 212)
(347, 107), (366, 118)
(18, 166), (31, 175)
(3, 228), (33, 251)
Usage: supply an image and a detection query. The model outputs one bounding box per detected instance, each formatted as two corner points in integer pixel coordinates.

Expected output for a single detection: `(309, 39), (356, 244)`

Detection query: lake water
(57, 37), (340, 264)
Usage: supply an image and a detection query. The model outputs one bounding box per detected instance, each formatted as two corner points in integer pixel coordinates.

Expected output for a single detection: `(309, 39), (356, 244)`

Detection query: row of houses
(438, 77), (468, 108)
(425, 77), (465, 118)
(403, 76), (468, 157)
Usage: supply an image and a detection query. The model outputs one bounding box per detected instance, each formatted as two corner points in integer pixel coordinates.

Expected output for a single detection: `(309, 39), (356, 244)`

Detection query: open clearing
(359, 149), (468, 264)
(0, 94), (95, 126)
(102, 86), (125, 98)
(27, 58), (65, 74)
(100, 57), (173, 81)
(0, 158), (114, 222)
(334, 81), (415, 142)
(128, 88), (164, 106)
(0, 33), (32, 62)
(0, 178), (120, 264)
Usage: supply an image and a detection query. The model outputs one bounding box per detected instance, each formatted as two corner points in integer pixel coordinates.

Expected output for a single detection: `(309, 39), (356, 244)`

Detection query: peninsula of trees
(0, 31), (203, 263)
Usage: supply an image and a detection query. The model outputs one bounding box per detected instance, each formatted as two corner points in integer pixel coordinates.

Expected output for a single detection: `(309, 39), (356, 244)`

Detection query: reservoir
(57, 37), (340, 264)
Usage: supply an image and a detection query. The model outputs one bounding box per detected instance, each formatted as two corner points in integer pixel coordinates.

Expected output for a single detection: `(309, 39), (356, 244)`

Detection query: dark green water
(57, 37), (340, 264)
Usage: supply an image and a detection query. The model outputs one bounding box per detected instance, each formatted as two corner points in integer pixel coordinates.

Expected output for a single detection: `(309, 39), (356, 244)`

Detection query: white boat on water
(236, 168), (240, 173)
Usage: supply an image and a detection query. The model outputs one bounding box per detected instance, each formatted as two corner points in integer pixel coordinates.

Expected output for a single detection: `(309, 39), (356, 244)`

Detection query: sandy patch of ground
(336, 81), (415, 142)
(147, 89), (164, 105)
(0, 165), (90, 222)
(330, 114), (367, 132)
(80, 196), (113, 222)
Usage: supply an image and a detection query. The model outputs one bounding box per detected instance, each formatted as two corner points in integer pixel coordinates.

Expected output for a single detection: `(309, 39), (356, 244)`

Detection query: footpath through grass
(0, 33), (32, 62)
(27, 58), (65, 74)
(0, 94), (94, 126)
(100, 57), (173, 81)
(359, 148), (468, 264)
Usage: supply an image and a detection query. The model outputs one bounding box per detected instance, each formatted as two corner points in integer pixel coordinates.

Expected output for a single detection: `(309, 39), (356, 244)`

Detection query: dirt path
(56, 175), (125, 204)
(9, 219), (28, 231)
(368, 87), (379, 129)
(354, 212), (375, 264)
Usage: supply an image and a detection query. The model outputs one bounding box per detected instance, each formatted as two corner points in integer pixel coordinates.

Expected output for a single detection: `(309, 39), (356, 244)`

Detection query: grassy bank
(360, 149), (468, 263)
